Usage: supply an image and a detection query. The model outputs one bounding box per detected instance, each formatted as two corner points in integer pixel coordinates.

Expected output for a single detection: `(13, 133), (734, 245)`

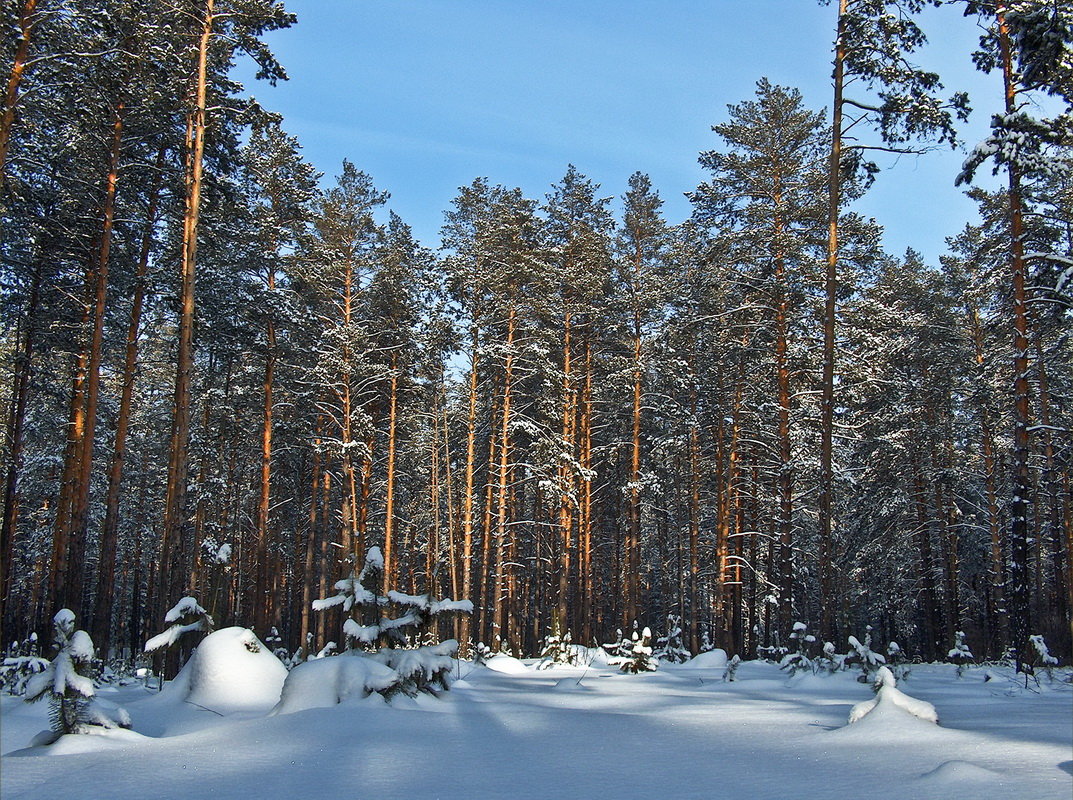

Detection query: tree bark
(995, 3), (1034, 672)
(92, 144), (166, 654)
(819, 0), (848, 643)
(0, 0), (38, 171)
(161, 0), (215, 605)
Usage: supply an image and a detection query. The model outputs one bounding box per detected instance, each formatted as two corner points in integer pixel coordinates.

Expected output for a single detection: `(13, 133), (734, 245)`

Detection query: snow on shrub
(271, 653), (399, 714)
(144, 596), (213, 654)
(847, 627), (885, 682)
(367, 640), (460, 697)
(1026, 634), (1060, 684)
(537, 616), (577, 669)
(947, 631), (973, 678)
(160, 627), (287, 714)
(611, 627), (658, 673)
(2, 633), (49, 696)
(779, 621), (816, 676)
(23, 609), (125, 743)
(679, 649), (729, 670)
(847, 666), (938, 726)
(653, 614), (691, 664)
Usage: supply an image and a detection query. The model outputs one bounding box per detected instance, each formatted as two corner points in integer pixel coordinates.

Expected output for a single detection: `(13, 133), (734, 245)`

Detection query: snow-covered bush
(847, 627), (885, 682)
(1029, 634), (1059, 682)
(24, 610), (98, 741)
(654, 614), (691, 664)
(314, 547), (473, 652)
(144, 596), (214, 655)
(271, 653), (400, 714)
(472, 641), (492, 665)
(756, 635), (788, 663)
(779, 621), (816, 676)
(602, 628), (632, 661)
(537, 617), (577, 669)
(612, 627), (658, 674)
(313, 547), (472, 698)
(815, 641), (847, 674)
(723, 654), (741, 682)
(367, 640), (460, 697)
(947, 631), (973, 678)
(1, 633), (48, 696)
(886, 641), (911, 681)
(700, 629), (715, 653)
(265, 627), (304, 669)
(847, 665), (938, 726)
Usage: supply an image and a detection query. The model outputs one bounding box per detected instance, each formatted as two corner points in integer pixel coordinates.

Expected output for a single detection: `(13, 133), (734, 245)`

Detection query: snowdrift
(679, 649), (729, 669)
(160, 627), (287, 714)
(271, 654), (397, 715)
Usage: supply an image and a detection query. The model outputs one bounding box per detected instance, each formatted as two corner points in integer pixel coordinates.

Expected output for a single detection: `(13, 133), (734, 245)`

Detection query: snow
(271, 654), (398, 714)
(483, 654), (529, 674)
(2, 661), (1070, 799)
(164, 597), (208, 624)
(144, 621), (206, 653)
(157, 627), (287, 715)
(847, 666), (939, 724)
(679, 648), (729, 669)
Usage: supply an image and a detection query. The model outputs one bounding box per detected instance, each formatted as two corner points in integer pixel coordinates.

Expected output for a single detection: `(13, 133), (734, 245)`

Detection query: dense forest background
(1, 0), (1070, 668)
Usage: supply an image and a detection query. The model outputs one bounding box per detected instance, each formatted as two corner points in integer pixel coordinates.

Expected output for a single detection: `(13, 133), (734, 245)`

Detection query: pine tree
(24, 609), (96, 740)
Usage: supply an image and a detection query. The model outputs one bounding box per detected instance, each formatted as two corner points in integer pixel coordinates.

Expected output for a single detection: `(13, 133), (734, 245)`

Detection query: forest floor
(2, 655), (1070, 799)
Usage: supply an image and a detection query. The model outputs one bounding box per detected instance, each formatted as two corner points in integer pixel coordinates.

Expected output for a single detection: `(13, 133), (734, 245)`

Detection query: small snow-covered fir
(847, 666), (938, 725)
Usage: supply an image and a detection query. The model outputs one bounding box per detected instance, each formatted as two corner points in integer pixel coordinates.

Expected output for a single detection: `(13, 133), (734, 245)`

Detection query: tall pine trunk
(161, 0), (214, 608)
(819, 0), (848, 643)
(995, 3), (1034, 672)
(0, 0), (37, 170)
(92, 144), (166, 654)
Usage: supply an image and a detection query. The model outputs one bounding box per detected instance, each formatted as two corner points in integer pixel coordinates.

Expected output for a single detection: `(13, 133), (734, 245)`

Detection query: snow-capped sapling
(886, 641), (910, 681)
(537, 615), (577, 669)
(947, 631), (973, 678)
(1029, 634), (1059, 683)
(847, 666), (937, 726)
(313, 546), (473, 697)
(847, 627), (885, 682)
(144, 596), (214, 655)
(24, 610), (99, 741)
(654, 614), (691, 664)
(613, 627), (658, 673)
(779, 621), (816, 676)
(1, 633), (48, 696)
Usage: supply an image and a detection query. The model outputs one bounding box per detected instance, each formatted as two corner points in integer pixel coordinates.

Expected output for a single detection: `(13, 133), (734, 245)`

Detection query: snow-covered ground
(3, 655), (1070, 800)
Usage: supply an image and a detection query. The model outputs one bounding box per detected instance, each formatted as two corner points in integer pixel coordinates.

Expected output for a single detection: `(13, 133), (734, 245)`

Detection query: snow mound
(848, 666), (938, 726)
(919, 760), (1002, 784)
(679, 649), (728, 669)
(21, 726), (151, 756)
(271, 654), (397, 715)
(483, 654), (530, 674)
(161, 627), (286, 714)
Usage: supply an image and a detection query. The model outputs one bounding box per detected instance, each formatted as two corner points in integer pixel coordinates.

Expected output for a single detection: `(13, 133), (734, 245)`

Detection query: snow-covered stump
(847, 666), (938, 727)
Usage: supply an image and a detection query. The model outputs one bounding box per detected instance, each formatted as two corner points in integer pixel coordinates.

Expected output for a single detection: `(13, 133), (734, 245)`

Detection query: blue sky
(239, 0), (1005, 263)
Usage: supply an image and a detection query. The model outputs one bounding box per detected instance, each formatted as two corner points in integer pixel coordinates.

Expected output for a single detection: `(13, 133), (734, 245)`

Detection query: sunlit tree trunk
(161, 0), (215, 607)
(93, 144), (166, 654)
(0, 0), (37, 171)
(819, 0), (848, 643)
